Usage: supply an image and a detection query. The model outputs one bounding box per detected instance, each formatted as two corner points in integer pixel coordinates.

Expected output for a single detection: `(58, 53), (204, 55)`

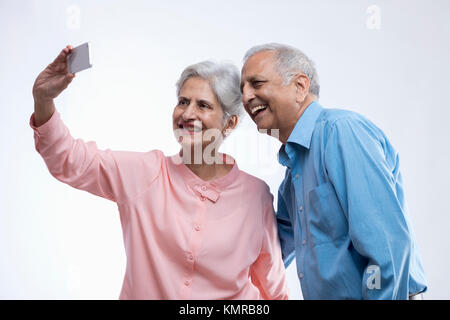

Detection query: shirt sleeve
(276, 188), (296, 268)
(324, 117), (412, 300)
(250, 196), (289, 300)
(30, 110), (162, 204)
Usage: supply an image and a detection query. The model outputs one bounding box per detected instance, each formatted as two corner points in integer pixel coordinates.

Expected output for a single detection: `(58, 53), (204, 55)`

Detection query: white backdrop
(1, 0), (449, 299)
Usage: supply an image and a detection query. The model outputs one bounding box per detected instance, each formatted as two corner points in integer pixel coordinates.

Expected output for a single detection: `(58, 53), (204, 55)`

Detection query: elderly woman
(30, 45), (289, 300)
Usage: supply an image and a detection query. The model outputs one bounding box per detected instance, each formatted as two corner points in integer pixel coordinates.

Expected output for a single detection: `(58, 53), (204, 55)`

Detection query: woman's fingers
(65, 73), (76, 82)
(33, 45), (76, 100)
(52, 49), (67, 64)
(60, 74), (75, 91)
(52, 45), (73, 64)
(48, 45), (74, 73)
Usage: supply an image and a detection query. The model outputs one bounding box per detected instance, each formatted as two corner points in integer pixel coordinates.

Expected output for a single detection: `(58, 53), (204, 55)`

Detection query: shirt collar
(278, 101), (324, 167)
(169, 153), (239, 202)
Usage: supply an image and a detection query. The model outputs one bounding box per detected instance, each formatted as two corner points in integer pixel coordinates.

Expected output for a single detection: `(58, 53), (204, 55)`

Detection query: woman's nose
(181, 103), (197, 121)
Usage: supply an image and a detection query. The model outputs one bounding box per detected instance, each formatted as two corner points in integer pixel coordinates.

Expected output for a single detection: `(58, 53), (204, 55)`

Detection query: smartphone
(67, 42), (92, 74)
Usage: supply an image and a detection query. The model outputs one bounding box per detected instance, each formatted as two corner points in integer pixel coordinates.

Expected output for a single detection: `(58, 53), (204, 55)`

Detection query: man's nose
(241, 84), (255, 107)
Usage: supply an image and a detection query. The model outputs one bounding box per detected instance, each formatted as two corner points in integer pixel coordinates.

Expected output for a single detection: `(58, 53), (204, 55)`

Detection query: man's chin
(255, 120), (271, 132)
(256, 123), (279, 139)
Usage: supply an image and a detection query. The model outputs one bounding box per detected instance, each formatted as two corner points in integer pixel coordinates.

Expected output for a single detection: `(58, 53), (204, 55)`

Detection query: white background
(1, 0), (449, 299)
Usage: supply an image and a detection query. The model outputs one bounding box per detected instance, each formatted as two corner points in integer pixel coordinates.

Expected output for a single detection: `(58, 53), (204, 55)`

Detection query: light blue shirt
(277, 101), (427, 299)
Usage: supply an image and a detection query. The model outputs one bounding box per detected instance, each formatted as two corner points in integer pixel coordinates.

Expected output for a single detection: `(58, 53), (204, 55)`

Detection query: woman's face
(173, 77), (228, 149)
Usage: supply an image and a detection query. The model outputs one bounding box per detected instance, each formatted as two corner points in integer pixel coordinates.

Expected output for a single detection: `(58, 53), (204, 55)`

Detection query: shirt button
(194, 225), (200, 231)
(188, 254), (194, 261)
(302, 239), (306, 245)
(299, 273), (304, 279)
(184, 280), (191, 286)
(201, 186), (207, 191)
(295, 174), (299, 179)
(299, 206), (304, 212)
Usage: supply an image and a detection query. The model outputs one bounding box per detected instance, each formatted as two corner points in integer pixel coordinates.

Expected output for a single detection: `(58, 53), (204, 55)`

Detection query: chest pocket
(307, 182), (348, 245)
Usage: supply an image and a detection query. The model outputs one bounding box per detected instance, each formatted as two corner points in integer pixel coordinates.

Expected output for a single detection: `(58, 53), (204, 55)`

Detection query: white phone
(67, 42), (92, 74)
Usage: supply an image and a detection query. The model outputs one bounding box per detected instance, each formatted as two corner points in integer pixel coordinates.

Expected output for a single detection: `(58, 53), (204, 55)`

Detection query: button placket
(185, 251), (195, 263)
(193, 183), (220, 203)
(292, 169), (307, 289)
(179, 191), (207, 299)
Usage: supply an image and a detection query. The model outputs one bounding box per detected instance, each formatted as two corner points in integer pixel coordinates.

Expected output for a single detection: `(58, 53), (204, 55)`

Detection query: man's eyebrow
(247, 76), (260, 82)
(240, 76), (263, 93)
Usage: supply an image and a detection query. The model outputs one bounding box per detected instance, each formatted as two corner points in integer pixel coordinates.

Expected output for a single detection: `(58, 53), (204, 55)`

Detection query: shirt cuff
(29, 110), (60, 137)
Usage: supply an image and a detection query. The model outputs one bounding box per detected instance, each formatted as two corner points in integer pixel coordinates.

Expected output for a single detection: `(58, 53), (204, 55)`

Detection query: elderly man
(240, 43), (427, 299)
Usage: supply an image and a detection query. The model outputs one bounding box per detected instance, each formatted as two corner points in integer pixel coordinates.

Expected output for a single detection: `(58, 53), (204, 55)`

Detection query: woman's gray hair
(176, 61), (244, 121)
(243, 43), (320, 97)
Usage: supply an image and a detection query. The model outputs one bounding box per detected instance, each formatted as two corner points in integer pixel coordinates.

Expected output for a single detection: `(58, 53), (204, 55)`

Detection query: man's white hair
(243, 43), (320, 97)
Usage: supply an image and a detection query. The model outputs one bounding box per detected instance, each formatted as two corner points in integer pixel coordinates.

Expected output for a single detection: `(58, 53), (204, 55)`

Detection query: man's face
(241, 51), (297, 132)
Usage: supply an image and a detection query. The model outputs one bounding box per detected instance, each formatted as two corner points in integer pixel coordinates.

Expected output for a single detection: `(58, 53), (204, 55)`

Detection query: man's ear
(293, 73), (310, 103)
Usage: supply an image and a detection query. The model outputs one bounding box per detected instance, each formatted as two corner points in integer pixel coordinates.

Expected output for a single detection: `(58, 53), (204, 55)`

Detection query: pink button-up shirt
(30, 110), (289, 300)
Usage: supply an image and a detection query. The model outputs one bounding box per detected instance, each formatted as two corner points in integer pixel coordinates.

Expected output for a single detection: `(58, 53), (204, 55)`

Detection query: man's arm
(324, 117), (412, 299)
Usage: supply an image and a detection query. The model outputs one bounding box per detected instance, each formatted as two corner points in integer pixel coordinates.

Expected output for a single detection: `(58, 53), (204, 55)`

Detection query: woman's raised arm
(31, 47), (162, 204)
(33, 45), (75, 127)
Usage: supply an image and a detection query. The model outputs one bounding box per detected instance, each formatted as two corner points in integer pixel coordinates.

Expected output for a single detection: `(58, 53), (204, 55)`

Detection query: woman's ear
(293, 73), (310, 104)
(223, 115), (238, 136)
